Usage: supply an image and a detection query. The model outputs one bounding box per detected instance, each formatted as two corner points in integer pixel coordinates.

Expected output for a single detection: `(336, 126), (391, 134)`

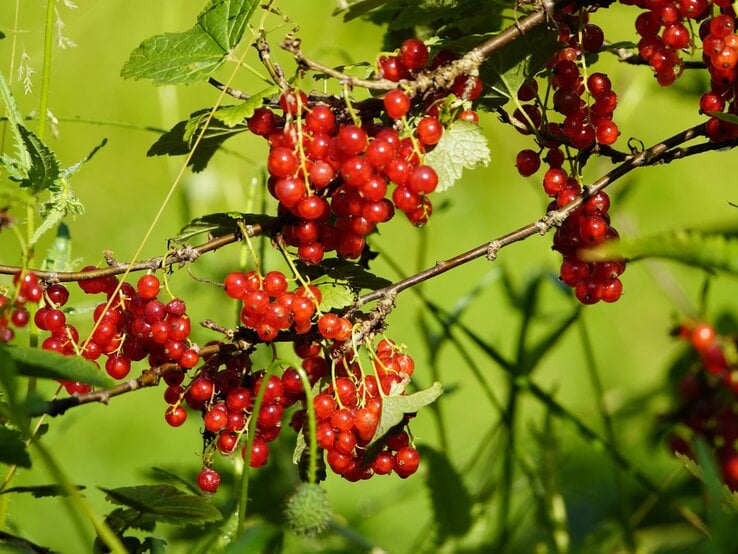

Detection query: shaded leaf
(147, 109), (248, 172)
(121, 0), (260, 85)
(417, 445), (472, 539)
(424, 120), (490, 192)
(370, 382), (443, 445)
(0, 530), (55, 554)
(338, 0), (400, 21)
(2, 345), (113, 388)
(174, 212), (274, 243)
(0, 484), (85, 498)
(483, 24), (559, 103)
(582, 229), (738, 275)
(101, 485), (222, 526)
(295, 258), (391, 290)
(520, 307), (580, 374)
(147, 467), (203, 496)
(221, 522), (281, 554)
(0, 426), (31, 468)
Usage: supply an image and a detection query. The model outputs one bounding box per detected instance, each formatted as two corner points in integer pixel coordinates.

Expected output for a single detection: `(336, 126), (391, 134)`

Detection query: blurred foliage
(1, 1), (738, 553)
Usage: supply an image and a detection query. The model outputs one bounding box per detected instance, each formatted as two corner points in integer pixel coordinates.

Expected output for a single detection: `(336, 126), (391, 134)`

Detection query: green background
(1, 1), (737, 552)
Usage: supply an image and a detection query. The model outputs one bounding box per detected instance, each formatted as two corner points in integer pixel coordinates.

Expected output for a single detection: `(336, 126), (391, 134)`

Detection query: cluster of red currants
(669, 322), (738, 489)
(0, 271), (43, 344)
(247, 38), (481, 265)
(42, 271), (197, 394)
(224, 269), (327, 341)
(168, 328), (420, 492)
(622, 0), (738, 140)
(165, 348), (302, 493)
(296, 338), (420, 481)
(512, 12), (626, 304)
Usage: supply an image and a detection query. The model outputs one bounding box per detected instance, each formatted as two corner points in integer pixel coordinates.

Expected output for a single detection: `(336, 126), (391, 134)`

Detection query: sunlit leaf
(121, 0), (260, 85)
(424, 120), (490, 192)
(370, 382), (443, 445)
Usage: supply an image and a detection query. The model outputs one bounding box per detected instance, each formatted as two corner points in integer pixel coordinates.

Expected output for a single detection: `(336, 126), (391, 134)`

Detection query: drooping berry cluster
(294, 338), (420, 482)
(510, 12), (627, 304)
(167, 325), (421, 493)
(34, 270), (197, 394)
(621, 0), (738, 140)
(0, 271), (43, 344)
(667, 322), (738, 489)
(247, 38), (482, 265)
(163, 348), (299, 493)
(552, 190), (625, 304)
(225, 269), (326, 340)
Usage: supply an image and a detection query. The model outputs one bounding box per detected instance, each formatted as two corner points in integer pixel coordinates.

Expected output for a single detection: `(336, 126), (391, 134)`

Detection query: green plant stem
(32, 440), (126, 553)
(295, 366), (318, 485)
(579, 315), (636, 551)
(237, 363), (275, 532)
(495, 382), (519, 549)
(38, 0), (55, 144)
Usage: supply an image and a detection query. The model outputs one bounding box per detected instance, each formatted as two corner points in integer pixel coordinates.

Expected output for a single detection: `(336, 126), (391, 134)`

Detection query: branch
(34, 343), (229, 417)
(0, 218), (277, 282)
(356, 122), (715, 307)
(281, 0), (574, 95)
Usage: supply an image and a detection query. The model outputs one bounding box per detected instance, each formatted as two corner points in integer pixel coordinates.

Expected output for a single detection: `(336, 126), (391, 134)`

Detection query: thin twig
(207, 77), (250, 100)
(0, 219), (277, 282)
(356, 123), (714, 307)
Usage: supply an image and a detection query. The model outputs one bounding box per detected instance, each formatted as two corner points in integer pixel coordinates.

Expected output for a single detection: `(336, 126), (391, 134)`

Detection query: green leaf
(42, 223), (75, 272)
(221, 522), (281, 554)
(15, 125), (61, 194)
(147, 109), (248, 172)
(1, 345), (113, 388)
(337, 0), (399, 21)
(520, 307), (580, 374)
(295, 259), (391, 290)
(101, 484), (222, 526)
(121, 0), (260, 85)
(417, 446), (472, 540)
(0, 484), (85, 498)
(0, 71), (31, 173)
(31, 179), (84, 246)
(370, 382), (443, 445)
(213, 85), (279, 127)
(424, 120), (490, 192)
(174, 212), (274, 243)
(582, 229), (738, 275)
(0, 426), (31, 468)
(0, 530), (54, 554)
(483, 24), (559, 103)
(147, 467), (203, 496)
(706, 110), (738, 125)
(313, 280), (355, 311)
